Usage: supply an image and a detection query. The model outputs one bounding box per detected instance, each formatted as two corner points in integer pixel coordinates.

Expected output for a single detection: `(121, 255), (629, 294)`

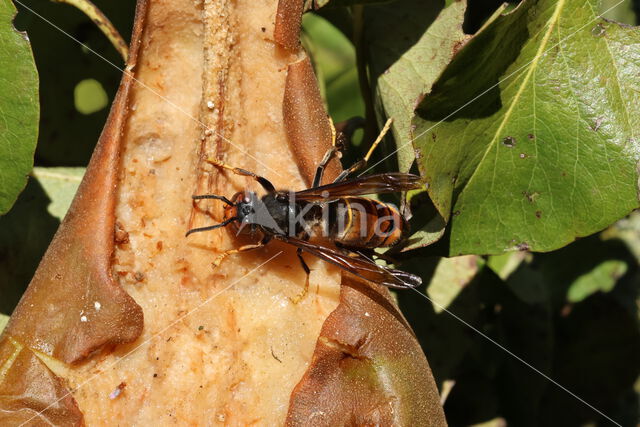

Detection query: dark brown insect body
(223, 180), (409, 250)
(187, 120), (423, 289)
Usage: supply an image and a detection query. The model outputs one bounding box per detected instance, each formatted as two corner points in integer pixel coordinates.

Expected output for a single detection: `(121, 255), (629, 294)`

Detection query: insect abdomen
(331, 197), (405, 248)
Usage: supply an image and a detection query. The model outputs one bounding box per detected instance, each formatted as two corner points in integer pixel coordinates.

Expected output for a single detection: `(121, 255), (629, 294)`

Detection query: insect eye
(242, 205), (252, 215)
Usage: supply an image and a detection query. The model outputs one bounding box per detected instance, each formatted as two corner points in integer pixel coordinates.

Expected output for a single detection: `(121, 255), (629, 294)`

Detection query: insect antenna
(185, 217), (238, 237)
(192, 194), (234, 206)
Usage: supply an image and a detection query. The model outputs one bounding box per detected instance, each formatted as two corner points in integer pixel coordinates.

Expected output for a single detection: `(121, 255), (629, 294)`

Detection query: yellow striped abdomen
(331, 197), (406, 248)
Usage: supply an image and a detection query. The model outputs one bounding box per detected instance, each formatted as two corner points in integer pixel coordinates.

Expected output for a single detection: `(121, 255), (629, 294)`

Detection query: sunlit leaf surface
(413, 0), (640, 255)
(0, 0), (39, 214)
(366, 0), (468, 172)
(32, 167), (84, 220)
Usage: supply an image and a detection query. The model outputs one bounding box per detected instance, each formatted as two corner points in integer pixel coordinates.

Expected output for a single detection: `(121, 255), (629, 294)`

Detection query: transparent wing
(281, 236), (421, 289)
(294, 173), (423, 201)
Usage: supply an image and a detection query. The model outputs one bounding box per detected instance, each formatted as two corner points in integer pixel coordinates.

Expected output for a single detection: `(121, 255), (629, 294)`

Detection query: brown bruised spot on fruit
(274, 0), (304, 51)
(286, 275), (447, 426)
(3, 0), (148, 364)
(283, 56), (341, 185)
(0, 337), (84, 426)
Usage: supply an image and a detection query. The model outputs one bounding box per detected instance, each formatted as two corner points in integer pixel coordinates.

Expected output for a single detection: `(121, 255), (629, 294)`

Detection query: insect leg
(192, 194), (234, 205)
(333, 117), (393, 182)
(212, 235), (272, 268)
(297, 248), (311, 275)
(312, 117), (341, 188)
(312, 147), (340, 188)
(186, 217), (238, 237)
(290, 248), (311, 304)
(206, 157), (276, 193)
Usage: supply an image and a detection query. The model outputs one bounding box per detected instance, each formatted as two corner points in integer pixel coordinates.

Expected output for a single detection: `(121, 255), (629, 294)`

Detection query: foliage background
(1, 0), (640, 425)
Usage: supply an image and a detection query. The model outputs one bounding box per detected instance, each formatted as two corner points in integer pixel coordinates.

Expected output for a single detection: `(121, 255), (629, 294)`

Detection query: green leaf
(0, 167), (82, 315)
(567, 259), (627, 302)
(404, 189), (447, 251)
(487, 251), (529, 280)
(0, 313), (8, 333)
(74, 78), (109, 115)
(506, 262), (549, 305)
(602, 210), (640, 261)
(0, 0), (39, 214)
(600, 0), (636, 25)
(302, 13), (364, 123)
(470, 418), (507, 427)
(364, 0), (468, 250)
(427, 255), (482, 313)
(413, 0), (640, 255)
(396, 256), (489, 386)
(0, 181), (56, 314)
(32, 167), (84, 220)
(366, 0), (469, 173)
(14, 0), (134, 166)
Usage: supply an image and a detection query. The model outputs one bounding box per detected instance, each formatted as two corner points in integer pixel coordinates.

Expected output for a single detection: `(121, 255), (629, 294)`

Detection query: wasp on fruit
(187, 119), (423, 290)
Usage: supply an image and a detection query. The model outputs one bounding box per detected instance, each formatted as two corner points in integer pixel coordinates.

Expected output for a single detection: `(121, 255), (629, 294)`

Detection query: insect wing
(294, 173), (423, 201)
(282, 237), (421, 289)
